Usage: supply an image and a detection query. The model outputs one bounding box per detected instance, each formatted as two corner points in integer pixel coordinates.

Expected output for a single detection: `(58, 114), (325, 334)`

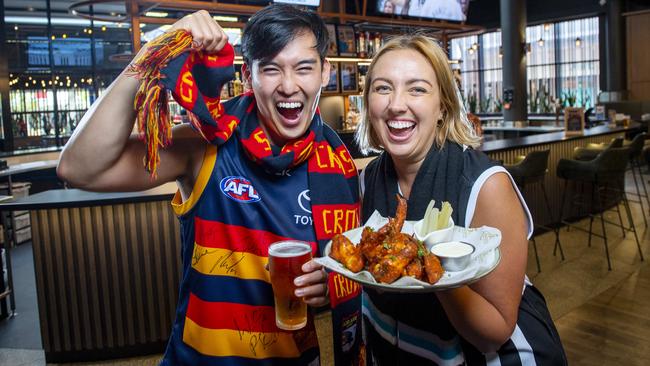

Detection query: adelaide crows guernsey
(163, 136), (320, 365)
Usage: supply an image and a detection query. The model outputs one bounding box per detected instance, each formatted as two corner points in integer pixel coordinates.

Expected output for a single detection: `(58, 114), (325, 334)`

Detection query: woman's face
(368, 48), (442, 163)
(383, 1), (395, 13)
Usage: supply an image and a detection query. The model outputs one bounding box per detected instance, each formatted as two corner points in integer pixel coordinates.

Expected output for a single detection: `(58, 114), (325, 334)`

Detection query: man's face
(245, 31), (330, 147)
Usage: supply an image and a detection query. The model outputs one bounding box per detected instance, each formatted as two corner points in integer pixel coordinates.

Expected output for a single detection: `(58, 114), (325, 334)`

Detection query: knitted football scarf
(130, 30), (363, 365)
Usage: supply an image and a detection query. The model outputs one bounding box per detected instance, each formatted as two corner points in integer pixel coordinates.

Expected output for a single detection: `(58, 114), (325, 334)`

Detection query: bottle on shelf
(227, 79), (235, 97)
(233, 72), (244, 96)
(372, 33), (383, 58)
(357, 31), (367, 58)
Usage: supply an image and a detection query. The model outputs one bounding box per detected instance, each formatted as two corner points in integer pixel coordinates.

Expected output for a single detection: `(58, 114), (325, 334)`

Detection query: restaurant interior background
(1, 0), (650, 365)
(1, 0), (649, 153)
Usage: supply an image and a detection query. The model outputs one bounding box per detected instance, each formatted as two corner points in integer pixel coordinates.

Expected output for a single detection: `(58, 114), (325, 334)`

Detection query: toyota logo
(298, 189), (311, 214)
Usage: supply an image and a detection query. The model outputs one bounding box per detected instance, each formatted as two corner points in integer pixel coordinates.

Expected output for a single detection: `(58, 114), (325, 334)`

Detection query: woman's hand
(294, 260), (330, 308)
(169, 10), (229, 53)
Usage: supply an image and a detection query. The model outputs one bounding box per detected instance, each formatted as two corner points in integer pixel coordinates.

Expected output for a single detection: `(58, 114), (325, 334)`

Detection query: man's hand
(170, 10), (229, 53)
(294, 260), (330, 308)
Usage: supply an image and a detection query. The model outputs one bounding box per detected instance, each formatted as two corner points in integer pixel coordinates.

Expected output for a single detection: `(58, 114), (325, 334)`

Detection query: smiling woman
(355, 35), (567, 365)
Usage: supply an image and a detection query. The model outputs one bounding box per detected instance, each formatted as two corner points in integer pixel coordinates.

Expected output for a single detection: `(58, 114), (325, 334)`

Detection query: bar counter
(481, 124), (636, 227)
(0, 123), (639, 362)
(0, 183), (180, 362)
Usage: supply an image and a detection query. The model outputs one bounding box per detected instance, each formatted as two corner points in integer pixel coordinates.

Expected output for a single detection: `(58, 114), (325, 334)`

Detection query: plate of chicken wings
(314, 196), (502, 292)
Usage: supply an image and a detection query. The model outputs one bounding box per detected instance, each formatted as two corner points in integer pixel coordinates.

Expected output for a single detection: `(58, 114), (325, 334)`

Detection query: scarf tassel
(129, 30), (193, 178)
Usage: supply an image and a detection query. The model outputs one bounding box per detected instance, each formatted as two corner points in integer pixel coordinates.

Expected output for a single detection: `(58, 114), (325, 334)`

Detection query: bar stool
(623, 132), (649, 227)
(571, 136), (627, 232)
(572, 136), (624, 161)
(505, 149), (563, 272)
(574, 134), (648, 227)
(556, 146), (644, 270)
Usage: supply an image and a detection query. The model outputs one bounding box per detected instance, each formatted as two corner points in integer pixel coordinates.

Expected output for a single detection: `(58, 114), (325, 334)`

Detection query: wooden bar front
(1, 185), (180, 362)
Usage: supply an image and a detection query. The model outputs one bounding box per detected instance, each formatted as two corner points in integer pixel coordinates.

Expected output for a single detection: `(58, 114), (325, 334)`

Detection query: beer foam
(269, 241), (312, 257)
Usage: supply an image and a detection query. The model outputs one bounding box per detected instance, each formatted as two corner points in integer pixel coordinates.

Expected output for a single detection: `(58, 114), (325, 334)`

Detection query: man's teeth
(387, 120), (415, 129)
(276, 102), (302, 109)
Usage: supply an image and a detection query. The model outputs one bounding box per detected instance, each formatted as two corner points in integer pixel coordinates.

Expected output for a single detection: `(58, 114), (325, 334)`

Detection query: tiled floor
(1, 174), (649, 365)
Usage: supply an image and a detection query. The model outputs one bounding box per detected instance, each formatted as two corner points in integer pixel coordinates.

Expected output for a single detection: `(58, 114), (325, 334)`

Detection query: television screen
(273, 0), (321, 6)
(377, 0), (469, 22)
(28, 36), (103, 67)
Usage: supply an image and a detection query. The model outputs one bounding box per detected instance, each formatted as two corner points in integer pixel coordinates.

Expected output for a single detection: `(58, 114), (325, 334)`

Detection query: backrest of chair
(594, 146), (630, 182)
(610, 136), (624, 148)
(627, 132), (646, 157)
(518, 149), (550, 184)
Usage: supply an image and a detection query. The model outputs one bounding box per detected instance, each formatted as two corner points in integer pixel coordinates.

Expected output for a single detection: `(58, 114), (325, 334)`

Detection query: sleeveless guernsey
(162, 137), (320, 365)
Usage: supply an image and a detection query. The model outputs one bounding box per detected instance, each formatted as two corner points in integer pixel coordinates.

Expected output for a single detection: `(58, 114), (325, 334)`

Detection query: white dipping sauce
(431, 241), (474, 258)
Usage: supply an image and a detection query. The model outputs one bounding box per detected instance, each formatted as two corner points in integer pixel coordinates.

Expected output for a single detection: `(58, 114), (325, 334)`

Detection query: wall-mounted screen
(28, 36), (103, 67)
(273, 0), (321, 6)
(377, 0), (469, 22)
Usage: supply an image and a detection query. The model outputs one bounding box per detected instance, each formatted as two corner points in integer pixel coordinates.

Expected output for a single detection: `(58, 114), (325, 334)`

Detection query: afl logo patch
(220, 176), (261, 203)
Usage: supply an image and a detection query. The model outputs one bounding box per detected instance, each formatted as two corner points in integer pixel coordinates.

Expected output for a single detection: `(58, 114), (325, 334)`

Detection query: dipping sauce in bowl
(430, 241), (475, 272)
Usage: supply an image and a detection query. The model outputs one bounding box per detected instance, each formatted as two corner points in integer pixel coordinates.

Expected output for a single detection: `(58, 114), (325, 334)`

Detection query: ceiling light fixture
(145, 11), (169, 18)
(213, 15), (239, 23)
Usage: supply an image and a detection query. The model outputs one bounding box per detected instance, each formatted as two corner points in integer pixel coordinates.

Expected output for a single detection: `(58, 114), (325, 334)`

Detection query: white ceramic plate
(314, 221), (502, 292)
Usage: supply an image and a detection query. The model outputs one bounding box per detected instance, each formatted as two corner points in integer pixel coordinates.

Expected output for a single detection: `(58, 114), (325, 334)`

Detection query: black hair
(241, 4), (329, 66)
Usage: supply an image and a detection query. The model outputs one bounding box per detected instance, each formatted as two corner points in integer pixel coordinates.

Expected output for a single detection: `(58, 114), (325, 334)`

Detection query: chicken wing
(422, 252), (444, 285)
(403, 258), (423, 279)
(388, 194), (407, 234)
(360, 227), (387, 265)
(369, 233), (418, 283)
(330, 234), (364, 272)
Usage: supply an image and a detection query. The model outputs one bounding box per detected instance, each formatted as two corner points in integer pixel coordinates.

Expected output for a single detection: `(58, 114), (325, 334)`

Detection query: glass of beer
(268, 240), (313, 330)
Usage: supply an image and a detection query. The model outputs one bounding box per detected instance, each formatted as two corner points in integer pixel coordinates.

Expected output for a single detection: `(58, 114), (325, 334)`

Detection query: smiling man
(57, 4), (362, 365)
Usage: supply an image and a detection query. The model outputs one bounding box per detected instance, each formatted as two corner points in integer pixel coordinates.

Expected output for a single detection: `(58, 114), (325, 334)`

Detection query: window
(451, 16), (599, 114)
(526, 24), (557, 113)
(450, 35), (480, 113)
(480, 31), (503, 114)
(556, 17), (599, 109)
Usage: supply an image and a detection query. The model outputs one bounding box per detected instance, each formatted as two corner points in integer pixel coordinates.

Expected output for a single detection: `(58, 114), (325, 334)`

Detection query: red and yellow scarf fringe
(128, 30), (193, 177)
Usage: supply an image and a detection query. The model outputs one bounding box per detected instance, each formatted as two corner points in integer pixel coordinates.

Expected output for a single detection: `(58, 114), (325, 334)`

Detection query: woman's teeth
(387, 120), (415, 129)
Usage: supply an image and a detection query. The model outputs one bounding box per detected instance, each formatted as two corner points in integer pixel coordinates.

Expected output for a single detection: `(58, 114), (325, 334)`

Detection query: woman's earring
(437, 112), (445, 127)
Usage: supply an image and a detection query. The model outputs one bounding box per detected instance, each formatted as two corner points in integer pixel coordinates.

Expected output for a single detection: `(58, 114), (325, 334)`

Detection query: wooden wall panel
(626, 11), (650, 100)
(30, 200), (181, 362)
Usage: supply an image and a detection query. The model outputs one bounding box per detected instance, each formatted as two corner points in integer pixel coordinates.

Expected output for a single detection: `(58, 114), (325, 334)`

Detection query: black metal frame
(558, 176), (644, 271)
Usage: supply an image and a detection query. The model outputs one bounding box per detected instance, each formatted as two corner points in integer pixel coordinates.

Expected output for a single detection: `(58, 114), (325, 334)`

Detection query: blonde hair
(355, 34), (481, 154)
